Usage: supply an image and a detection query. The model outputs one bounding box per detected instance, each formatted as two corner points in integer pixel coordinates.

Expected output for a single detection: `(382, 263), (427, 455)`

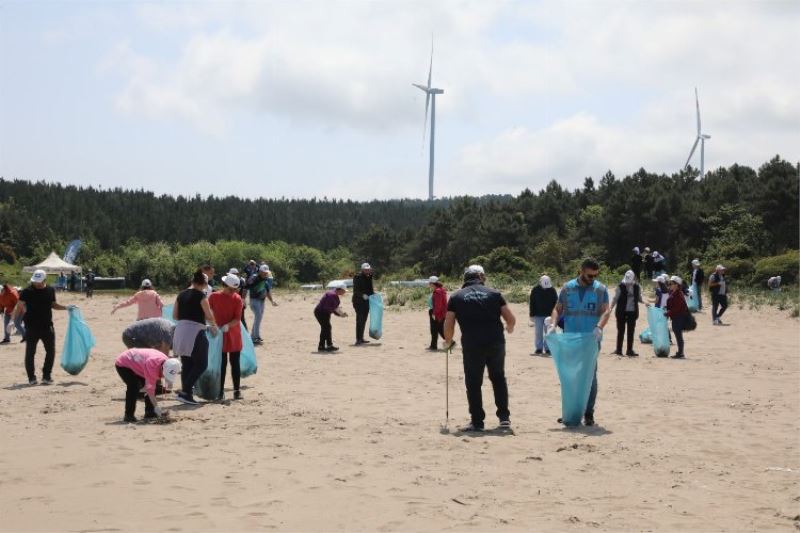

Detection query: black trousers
(315, 309), (333, 348)
(429, 310), (444, 348)
(353, 298), (369, 342)
(240, 302), (248, 331)
(116, 365), (154, 418)
(672, 314), (687, 355)
(712, 293), (728, 321)
(462, 343), (509, 427)
(25, 325), (56, 381)
(220, 352), (241, 395)
(181, 331), (209, 395)
(615, 312), (637, 353)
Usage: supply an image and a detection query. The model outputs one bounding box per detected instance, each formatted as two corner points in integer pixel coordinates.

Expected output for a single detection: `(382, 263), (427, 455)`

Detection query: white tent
(23, 251), (82, 274)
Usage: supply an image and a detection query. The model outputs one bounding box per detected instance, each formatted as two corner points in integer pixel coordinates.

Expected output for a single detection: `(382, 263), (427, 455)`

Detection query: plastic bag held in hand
(60, 307), (96, 375)
(368, 294), (384, 340)
(546, 331), (600, 427)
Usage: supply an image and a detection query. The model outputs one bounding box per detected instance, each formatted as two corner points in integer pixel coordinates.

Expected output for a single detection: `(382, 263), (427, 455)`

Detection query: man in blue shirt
(444, 265), (516, 432)
(549, 258), (610, 426)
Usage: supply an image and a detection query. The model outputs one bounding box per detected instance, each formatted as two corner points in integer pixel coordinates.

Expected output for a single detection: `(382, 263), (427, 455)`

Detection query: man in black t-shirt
(10, 269), (71, 385)
(85, 269), (96, 298)
(444, 265), (516, 432)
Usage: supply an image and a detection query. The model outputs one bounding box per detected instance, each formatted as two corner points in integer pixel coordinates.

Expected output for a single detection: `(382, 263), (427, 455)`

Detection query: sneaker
(670, 353), (685, 359)
(534, 349), (542, 354)
(20, 337), (26, 343)
(0, 339), (9, 344)
(584, 413), (595, 426)
(712, 319), (720, 325)
(41, 378), (53, 385)
(426, 346), (438, 351)
(498, 419), (512, 430)
(717, 319), (724, 325)
(626, 351), (639, 357)
(327, 346), (340, 352)
(175, 392), (199, 405)
(612, 350), (623, 356)
(233, 390), (242, 400)
(544, 349), (551, 355)
(28, 378), (38, 386)
(217, 391), (226, 401)
(317, 346), (326, 352)
(123, 415), (138, 423)
(458, 422), (484, 432)
(355, 339), (370, 345)
(143, 412), (158, 420)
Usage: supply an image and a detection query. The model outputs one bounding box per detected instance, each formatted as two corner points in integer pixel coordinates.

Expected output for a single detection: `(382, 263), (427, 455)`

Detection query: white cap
(464, 264), (485, 275)
(162, 358), (181, 385)
(228, 268), (239, 275)
(539, 275), (552, 289)
(691, 259), (700, 266)
(670, 275), (683, 284)
(259, 264), (270, 273)
(361, 263), (372, 270)
(330, 281), (347, 291)
(633, 247), (640, 254)
(716, 264), (725, 270)
(623, 270), (635, 284)
(222, 274), (241, 288)
(654, 274), (667, 283)
(30, 269), (47, 283)
(140, 278), (152, 288)
(428, 276), (439, 284)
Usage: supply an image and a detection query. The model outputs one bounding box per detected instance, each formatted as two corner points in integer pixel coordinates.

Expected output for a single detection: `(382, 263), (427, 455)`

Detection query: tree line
(0, 156), (797, 287)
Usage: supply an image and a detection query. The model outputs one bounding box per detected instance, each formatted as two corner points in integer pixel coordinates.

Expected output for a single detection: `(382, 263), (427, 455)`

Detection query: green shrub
(721, 258), (755, 284)
(754, 251), (799, 285)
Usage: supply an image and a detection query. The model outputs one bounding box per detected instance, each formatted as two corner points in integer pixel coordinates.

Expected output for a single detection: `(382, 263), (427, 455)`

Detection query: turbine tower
(413, 44), (444, 201)
(684, 87), (711, 178)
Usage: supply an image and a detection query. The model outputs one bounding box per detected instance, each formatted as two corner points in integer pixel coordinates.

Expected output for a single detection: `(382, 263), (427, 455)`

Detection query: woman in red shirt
(209, 274), (244, 400)
(427, 276), (448, 351)
(665, 275), (689, 359)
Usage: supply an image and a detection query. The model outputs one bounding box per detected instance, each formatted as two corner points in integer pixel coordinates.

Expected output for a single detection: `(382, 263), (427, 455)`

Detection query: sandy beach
(0, 291), (798, 532)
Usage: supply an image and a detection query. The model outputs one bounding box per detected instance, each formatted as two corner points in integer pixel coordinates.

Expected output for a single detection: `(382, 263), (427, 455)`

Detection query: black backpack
(683, 313), (697, 332)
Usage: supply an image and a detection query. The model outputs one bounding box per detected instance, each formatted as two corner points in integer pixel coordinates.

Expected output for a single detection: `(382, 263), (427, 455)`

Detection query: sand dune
(0, 291), (797, 532)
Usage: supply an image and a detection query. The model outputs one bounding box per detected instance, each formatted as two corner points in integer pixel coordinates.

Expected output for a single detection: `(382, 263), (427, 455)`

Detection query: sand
(0, 290), (798, 532)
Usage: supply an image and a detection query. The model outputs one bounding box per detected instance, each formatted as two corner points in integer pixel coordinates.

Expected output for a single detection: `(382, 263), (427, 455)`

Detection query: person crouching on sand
(315, 282), (348, 352)
(115, 347), (181, 423)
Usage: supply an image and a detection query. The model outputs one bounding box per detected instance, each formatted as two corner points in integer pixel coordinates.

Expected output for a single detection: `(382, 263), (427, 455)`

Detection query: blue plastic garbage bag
(60, 307), (96, 375)
(546, 331), (599, 427)
(194, 330), (223, 400)
(687, 283), (699, 313)
(639, 327), (652, 344)
(647, 305), (671, 357)
(239, 323), (258, 378)
(369, 294), (383, 340)
(162, 304), (175, 323)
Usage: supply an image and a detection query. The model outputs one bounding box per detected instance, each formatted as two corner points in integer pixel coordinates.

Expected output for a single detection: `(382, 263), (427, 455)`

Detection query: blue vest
(562, 278), (607, 333)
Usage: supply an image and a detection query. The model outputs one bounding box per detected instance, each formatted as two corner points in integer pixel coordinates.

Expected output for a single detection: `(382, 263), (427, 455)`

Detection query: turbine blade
(685, 136), (700, 169)
(427, 39), (433, 88)
(695, 87), (701, 135)
(412, 83), (430, 92)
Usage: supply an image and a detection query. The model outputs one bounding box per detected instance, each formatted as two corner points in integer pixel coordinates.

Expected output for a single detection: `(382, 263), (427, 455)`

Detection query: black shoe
(28, 378), (38, 386)
(41, 378), (53, 385)
(458, 422), (484, 432)
(176, 392), (199, 405)
(233, 390), (242, 400)
(612, 350), (623, 356)
(670, 353), (685, 359)
(498, 419), (512, 430)
(427, 346), (438, 351)
(143, 412), (158, 420)
(20, 337), (26, 343)
(318, 345), (326, 352)
(584, 413), (595, 426)
(534, 349), (542, 354)
(0, 339), (9, 344)
(355, 339), (370, 345)
(252, 338), (263, 345)
(626, 351), (639, 357)
(327, 346), (340, 352)
(544, 349), (551, 355)
(123, 415), (138, 423)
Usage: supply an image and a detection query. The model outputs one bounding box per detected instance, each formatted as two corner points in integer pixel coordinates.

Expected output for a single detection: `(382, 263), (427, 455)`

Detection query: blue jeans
(696, 287), (703, 310)
(533, 315), (549, 352)
(250, 298), (265, 340)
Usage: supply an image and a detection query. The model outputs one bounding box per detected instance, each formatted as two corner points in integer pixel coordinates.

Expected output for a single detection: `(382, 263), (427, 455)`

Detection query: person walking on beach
(209, 273), (244, 400)
(630, 247), (643, 280)
(690, 259), (705, 311)
(229, 268), (249, 330)
(111, 279), (164, 320)
(247, 264), (277, 345)
(665, 276), (690, 358)
(548, 258), (610, 426)
(427, 276), (448, 351)
(709, 264), (729, 325)
(0, 282), (23, 344)
(115, 347), (181, 423)
(610, 270), (643, 357)
(172, 270), (219, 405)
(643, 247), (654, 280)
(9, 269), (73, 385)
(352, 263), (375, 345)
(444, 265), (516, 432)
(529, 275), (557, 355)
(314, 282), (349, 352)
(85, 269), (95, 298)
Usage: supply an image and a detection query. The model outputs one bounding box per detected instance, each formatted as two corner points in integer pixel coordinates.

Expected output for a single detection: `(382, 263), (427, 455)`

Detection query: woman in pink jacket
(111, 279), (164, 320)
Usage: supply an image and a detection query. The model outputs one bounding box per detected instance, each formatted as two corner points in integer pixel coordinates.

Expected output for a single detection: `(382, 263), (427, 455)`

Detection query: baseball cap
(162, 358), (181, 386)
(222, 274), (241, 288)
(228, 268), (240, 275)
(716, 264), (725, 270)
(464, 264), (485, 275)
(330, 281), (347, 291)
(670, 275), (683, 285)
(691, 259), (700, 266)
(428, 276), (439, 284)
(361, 263), (372, 270)
(140, 279), (152, 289)
(259, 264), (270, 273)
(30, 269), (47, 283)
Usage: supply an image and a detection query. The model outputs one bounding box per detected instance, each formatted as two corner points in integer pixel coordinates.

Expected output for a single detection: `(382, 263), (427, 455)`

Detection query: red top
(208, 291), (243, 352)
(432, 286), (448, 322)
(665, 289), (689, 318)
(0, 286), (19, 314)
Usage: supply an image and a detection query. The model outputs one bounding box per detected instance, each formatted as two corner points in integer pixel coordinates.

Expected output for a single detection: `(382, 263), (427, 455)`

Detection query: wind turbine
(413, 44), (444, 201)
(684, 87), (711, 178)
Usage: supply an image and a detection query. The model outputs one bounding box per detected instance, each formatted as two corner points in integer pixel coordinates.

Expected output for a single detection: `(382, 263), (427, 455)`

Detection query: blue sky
(1, 0), (798, 201)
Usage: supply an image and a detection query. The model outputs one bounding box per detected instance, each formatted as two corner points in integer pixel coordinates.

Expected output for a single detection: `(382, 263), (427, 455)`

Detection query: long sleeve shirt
(315, 291), (341, 314)
(116, 290), (164, 320)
